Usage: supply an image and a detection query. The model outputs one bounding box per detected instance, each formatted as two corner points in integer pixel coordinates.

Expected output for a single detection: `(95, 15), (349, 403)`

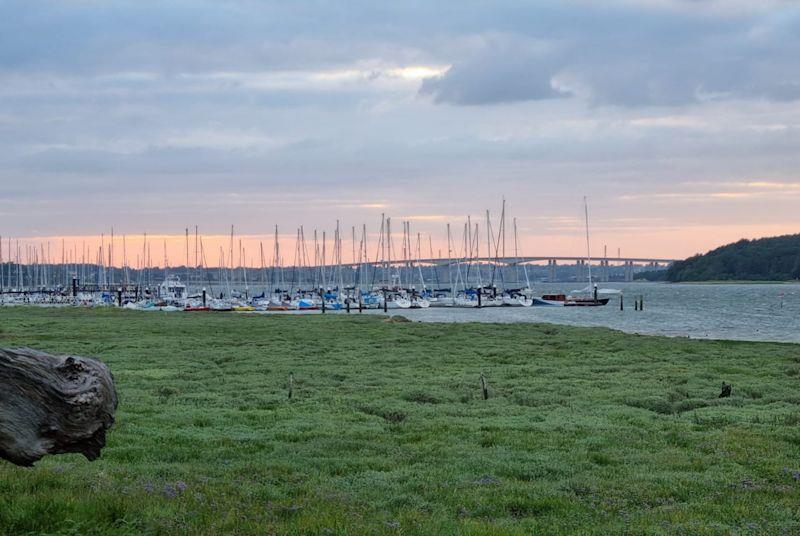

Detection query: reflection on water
(367, 283), (800, 343)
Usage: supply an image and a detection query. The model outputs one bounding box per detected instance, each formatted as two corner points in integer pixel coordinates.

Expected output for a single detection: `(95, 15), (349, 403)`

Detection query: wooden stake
(480, 373), (489, 400)
(288, 373), (294, 400)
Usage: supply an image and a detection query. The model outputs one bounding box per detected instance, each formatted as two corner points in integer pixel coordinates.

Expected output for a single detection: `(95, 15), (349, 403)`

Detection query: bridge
(342, 256), (678, 282)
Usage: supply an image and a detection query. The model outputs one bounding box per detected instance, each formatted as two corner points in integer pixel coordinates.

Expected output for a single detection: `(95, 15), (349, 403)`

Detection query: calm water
(372, 283), (800, 343)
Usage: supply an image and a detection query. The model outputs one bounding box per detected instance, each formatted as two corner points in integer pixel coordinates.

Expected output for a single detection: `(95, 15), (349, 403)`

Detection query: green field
(2, 307), (800, 535)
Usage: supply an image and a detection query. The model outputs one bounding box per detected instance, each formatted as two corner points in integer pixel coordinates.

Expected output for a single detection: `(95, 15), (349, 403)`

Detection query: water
(374, 283), (800, 343)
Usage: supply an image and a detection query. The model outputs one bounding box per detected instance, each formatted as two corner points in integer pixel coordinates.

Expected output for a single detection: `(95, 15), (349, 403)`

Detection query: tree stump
(0, 348), (118, 467)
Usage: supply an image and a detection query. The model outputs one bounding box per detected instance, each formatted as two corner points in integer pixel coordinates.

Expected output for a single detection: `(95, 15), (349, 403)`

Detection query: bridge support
(625, 261), (634, 282)
(548, 259), (557, 282)
(577, 259), (592, 282)
(599, 260), (609, 282)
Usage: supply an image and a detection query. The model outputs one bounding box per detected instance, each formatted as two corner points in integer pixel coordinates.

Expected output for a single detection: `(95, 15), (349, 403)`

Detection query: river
(375, 282), (800, 343)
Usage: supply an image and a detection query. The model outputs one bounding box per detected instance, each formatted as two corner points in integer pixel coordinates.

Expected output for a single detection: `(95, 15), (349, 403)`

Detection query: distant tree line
(664, 234), (800, 282)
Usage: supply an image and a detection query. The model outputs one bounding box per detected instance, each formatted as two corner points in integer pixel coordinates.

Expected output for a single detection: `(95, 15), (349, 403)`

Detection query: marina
(1, 203), (671, 313)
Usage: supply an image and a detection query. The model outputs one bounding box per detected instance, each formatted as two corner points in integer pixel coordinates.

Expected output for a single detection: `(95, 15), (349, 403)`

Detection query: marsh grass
(1, 307), (800, 534)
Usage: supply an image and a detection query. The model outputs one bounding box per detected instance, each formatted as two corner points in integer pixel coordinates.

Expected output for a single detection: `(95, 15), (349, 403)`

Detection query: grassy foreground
(1, 308), (800, 535)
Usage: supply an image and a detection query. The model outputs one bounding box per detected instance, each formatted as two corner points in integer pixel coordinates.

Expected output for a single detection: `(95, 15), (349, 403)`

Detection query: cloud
(1, 0), (800, 259)
(419, 4), (800, 107)
(419, 35), (566, 105)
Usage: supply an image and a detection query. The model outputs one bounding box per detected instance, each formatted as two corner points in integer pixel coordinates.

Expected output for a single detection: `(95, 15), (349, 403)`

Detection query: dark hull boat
(564, 296), (610, 307)
(533, 293), (610, 307)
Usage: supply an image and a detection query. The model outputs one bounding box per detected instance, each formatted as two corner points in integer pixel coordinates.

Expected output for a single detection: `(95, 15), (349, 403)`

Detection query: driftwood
(0, 348), (117, 467)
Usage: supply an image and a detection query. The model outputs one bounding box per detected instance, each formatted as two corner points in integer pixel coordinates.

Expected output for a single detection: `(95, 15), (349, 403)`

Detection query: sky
(1, 0), (800, 264)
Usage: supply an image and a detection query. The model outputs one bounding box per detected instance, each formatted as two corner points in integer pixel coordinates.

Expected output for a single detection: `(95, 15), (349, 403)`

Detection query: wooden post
(117, 288), (122, 307)
(358, 295), (363, 313)
(477, 289), (482, 308)
(383, 289), (388, 312)
(619, 292), (624, 311)
(480, 373), (489, 400)
(288, 372), (293, 400)
(71, 277), (77, 298)
(202, 288), (207, 307)
(640, 295), (644, 311)
(321, 289), (326, 314)
(346, 298), (350, 313)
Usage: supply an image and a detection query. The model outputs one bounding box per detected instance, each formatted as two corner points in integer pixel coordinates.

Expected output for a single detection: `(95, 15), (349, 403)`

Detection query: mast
(584, 196), (593, 286)
(110, 227), (114, 287)
(229, 225), (235, 292)
(123, 235), (129, 286)
(194, 225), (199, 287)
(185, 228), (189, 288)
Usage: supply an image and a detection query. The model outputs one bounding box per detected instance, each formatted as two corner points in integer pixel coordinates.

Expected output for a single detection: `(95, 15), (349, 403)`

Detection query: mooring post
(117, 288), (122, 307)
(202, 287), (207, 307)
(321, 290), (326, 314)
(359, 295), (363, 313)
(71, 277), (77, 298)
(346, 298), (350, 313)
(477, 289), (482, 308)
(480, 373), (489, 400)
(620, 292), (624, 311)
(640, 295), (644, 311)
(383, 289), (388, 313)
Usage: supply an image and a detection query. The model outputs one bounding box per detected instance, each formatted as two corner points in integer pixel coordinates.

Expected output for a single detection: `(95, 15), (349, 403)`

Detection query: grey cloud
(419, 40), (566, 105)
(420, 6), (800, 107)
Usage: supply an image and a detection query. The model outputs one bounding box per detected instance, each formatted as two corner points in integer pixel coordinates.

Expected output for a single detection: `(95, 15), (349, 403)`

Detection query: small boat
(158, 274), (188, 306)
(502, 293), (533, 307)
(209, 299), (233, 312)
(564, 296), (610, 307)
(534, 294), (567, 307)
(293, 298), (319, 310)
(184, 305), (210, 312)
(410, 295), (430, 308)
(557, 198), (616, 308)
(386, 296), (411, 309)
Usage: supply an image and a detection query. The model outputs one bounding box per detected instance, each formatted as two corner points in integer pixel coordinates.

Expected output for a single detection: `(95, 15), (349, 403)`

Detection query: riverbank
(2, 307), (800, 534)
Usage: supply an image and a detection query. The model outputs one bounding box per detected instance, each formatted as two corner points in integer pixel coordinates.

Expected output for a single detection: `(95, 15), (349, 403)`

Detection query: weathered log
(0, 347), (117, 467)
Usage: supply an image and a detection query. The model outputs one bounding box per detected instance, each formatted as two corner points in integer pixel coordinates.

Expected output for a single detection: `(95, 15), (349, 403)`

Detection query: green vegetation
(2, 307), (800, 534)
(666, 233), (800, 282)
(634, 269), (668, 282)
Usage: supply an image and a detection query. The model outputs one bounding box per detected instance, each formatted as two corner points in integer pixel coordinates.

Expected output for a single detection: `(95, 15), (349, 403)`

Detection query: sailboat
(535, 197), (617, 307)
(565, 197), (615, 306)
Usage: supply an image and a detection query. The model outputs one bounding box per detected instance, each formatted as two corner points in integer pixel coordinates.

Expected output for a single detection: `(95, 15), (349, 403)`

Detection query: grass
(1, 307), (800, 534)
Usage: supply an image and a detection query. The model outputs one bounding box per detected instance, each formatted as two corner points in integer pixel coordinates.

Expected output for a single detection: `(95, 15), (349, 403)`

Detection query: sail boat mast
(584, 196), (593, 286)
